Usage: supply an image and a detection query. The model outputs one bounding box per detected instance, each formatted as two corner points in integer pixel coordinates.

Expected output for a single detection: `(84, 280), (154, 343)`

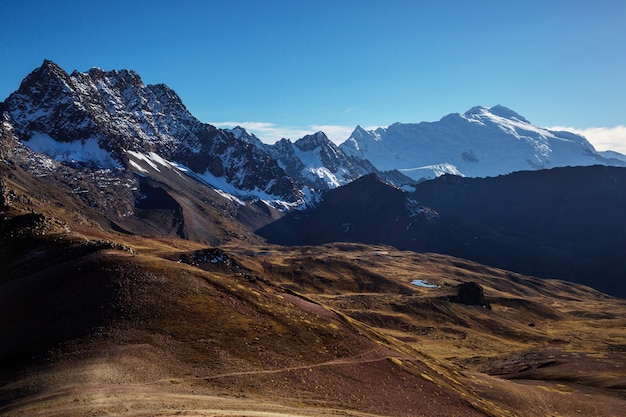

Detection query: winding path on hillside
(146, 348), (418, 385)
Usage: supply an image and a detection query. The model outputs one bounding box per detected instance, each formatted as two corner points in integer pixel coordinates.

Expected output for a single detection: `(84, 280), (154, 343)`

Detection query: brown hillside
(1, 224), (625, 416)
(1, 138), (625, 416)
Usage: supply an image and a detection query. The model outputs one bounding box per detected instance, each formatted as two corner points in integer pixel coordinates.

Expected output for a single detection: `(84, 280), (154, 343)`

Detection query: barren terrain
(1, 226), (625, 416)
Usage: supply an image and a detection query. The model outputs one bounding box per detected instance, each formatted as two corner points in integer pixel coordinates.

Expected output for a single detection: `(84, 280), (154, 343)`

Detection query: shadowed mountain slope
(254, 173), (425, 246)
(257, 166), (626, 298)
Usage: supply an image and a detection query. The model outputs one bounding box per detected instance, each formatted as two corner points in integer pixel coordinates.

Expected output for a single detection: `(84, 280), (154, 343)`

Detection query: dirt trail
(155, 349), (415, 384)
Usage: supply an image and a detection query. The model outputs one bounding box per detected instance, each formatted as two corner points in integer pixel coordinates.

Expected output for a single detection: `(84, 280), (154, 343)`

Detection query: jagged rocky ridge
(267, 131), (385, 189)
(227, 127), (414, 191)
(1, 61), (418, 206)
(0, 60), (303, 203)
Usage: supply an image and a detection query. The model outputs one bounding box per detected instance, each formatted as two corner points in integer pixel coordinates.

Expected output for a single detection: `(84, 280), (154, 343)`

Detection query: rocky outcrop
(452, 282), (491, 309)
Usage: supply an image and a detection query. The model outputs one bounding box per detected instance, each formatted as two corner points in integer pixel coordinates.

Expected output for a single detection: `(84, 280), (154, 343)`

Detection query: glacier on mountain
(340, 105), (621, 181)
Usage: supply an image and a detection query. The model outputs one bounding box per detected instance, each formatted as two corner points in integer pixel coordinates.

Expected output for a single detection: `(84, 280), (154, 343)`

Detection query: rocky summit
(1, 60), (302, 203)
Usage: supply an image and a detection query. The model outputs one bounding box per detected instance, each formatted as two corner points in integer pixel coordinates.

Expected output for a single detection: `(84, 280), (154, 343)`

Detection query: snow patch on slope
(24, 132), (119, 168)
(190, 167), (299, 210)
(125, 150), (189, 176)
(293, 145), (342, 188)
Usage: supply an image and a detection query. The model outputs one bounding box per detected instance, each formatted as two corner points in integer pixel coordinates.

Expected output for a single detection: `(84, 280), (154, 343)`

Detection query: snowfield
(26, 132), (120, 168)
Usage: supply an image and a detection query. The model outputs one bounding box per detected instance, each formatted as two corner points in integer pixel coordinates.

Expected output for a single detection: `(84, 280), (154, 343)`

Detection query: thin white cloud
(210, 121), (312, 144)
(547, 125), (626, 154)
(210, 121), (376, 145)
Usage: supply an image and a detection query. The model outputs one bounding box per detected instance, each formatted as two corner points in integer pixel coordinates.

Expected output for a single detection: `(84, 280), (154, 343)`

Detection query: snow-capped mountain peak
(486, 104), (529, 122)
(294, 132), (344, 171)
(226, 126), (265, 148)
(463, 104), (529, 123)
(340, 105), (621, 181)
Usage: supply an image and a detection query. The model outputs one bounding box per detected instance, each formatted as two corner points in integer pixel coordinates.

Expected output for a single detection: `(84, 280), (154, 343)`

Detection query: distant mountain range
(2, 60), (624, 207)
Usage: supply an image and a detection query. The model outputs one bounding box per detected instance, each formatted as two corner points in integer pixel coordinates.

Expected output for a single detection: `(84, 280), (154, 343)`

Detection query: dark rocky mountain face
(0, 110), (275, 245)
(257, 166), (626, 298)
(256, 173), (439, 247)
(0, 60), (302, 203)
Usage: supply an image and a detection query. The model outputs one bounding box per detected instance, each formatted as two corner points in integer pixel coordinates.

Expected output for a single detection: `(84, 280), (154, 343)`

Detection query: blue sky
(1, 0), (625, 151)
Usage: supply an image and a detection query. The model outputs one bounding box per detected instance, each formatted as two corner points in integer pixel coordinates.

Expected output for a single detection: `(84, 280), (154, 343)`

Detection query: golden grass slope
(1, 224), (625, 416)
